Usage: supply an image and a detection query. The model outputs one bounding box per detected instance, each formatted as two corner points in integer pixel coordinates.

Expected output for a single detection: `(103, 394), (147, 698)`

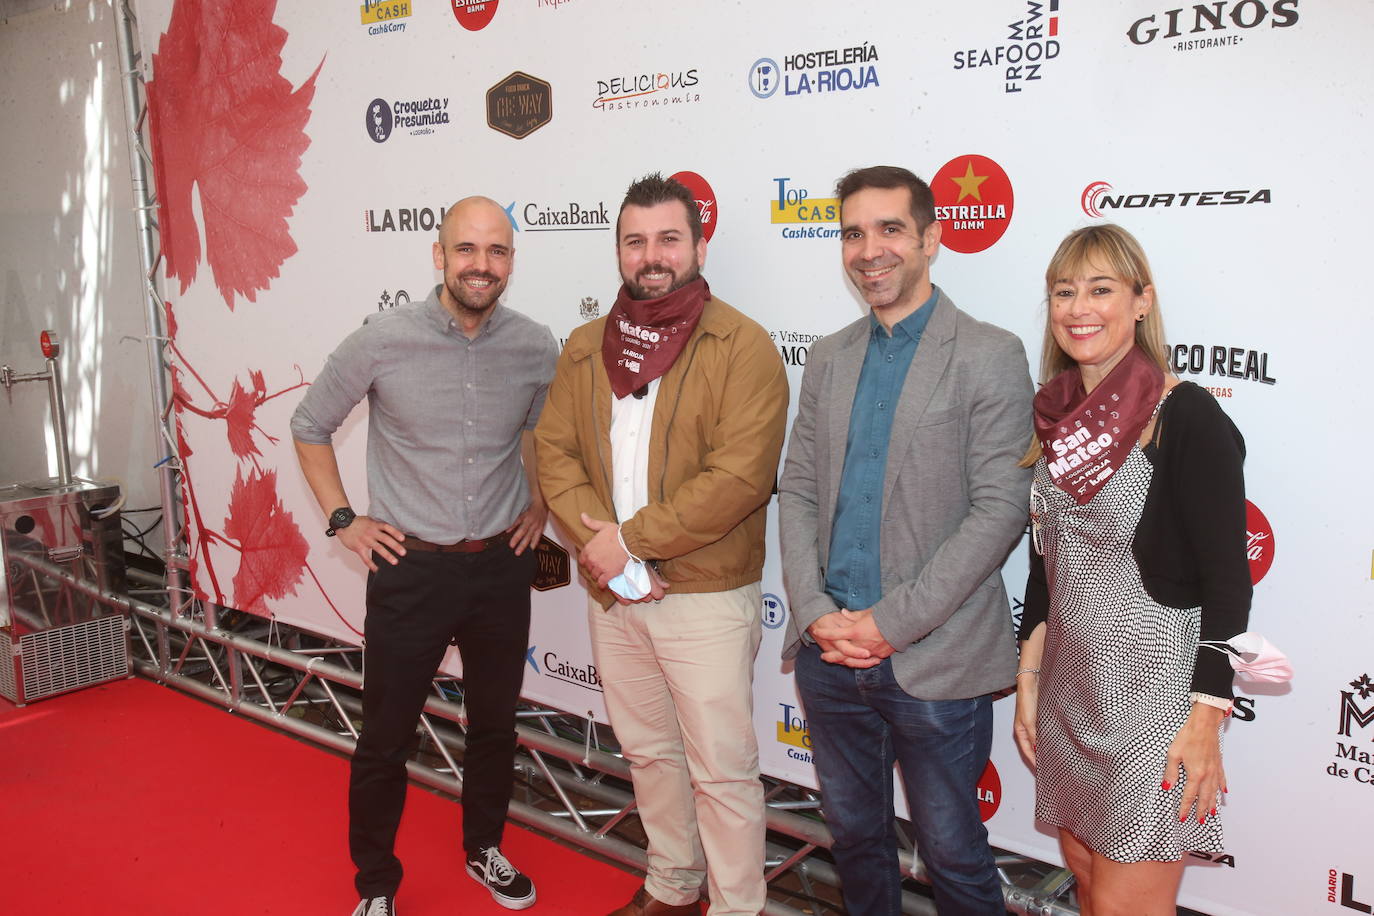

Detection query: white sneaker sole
(465, 864), (537, 910)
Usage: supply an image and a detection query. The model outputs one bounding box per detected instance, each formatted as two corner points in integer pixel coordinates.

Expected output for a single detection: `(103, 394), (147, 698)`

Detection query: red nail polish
(1222, 786), (1228, 794)
(1210, 807), (1217, 816)
(1179, 814), (1187, 823)
(1198, 816), (1206, 825)
(1161, 781), (1172, 791)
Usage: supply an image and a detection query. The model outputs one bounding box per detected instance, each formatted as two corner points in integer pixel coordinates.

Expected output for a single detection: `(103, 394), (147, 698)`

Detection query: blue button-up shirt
(824, 289), (938, 609)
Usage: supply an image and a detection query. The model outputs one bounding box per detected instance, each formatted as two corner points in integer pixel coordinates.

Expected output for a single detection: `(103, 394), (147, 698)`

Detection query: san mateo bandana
(1033, 345), (1164, 505)
(601, 277), (709, 399)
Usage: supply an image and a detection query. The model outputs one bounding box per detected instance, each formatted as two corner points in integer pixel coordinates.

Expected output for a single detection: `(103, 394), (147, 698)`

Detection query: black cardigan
(1019, 382), (1251, 698)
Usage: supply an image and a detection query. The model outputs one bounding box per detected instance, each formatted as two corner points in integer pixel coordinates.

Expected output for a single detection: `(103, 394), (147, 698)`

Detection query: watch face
(329, 507), (356, 529)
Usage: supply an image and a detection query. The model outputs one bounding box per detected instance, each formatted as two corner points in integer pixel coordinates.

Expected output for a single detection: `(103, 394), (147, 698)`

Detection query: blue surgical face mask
(608, 559), (653, 601)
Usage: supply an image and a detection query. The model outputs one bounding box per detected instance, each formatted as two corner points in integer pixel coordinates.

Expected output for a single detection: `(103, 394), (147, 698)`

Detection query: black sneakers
(350, 897), (395, 916)
(465, 845), (537, 910)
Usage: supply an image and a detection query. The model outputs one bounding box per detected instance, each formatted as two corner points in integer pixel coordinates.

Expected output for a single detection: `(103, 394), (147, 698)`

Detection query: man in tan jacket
(535, 173), (788, 916)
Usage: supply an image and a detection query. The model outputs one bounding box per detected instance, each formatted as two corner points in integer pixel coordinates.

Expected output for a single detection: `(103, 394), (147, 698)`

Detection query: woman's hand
(1163, 703), (1228, 824)
(1013, 673), (1039, 768)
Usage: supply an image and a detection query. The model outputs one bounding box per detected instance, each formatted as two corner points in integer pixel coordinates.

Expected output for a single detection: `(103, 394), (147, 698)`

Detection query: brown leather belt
(402, 533), (507, 554)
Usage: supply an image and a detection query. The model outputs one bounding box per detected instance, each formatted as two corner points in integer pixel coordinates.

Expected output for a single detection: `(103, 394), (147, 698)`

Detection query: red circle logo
(932, 154), (1015, 254)
(452, 0), (498, 30)
(977, 760), (1002, 822)
(669, 170), (718, 242)
(1245, 500), (1275, 585)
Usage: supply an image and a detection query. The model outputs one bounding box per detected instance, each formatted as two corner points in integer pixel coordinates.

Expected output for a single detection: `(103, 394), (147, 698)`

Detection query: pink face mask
(1202, 632), (1294, 684)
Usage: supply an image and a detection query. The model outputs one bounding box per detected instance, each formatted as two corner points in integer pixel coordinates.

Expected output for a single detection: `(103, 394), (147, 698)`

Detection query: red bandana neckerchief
(1033, 345), (1164, 505)
(601, 277), (709, 399)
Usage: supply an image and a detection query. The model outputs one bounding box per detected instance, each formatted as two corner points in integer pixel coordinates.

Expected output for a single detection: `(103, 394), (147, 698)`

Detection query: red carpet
(0, 677), (641, 915)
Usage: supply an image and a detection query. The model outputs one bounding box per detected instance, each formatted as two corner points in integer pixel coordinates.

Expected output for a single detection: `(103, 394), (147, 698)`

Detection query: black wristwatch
(326, 506), (356, 537)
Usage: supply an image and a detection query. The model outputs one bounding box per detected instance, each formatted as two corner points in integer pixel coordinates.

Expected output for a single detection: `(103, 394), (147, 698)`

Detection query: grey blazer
(778, 290), (1034, 700)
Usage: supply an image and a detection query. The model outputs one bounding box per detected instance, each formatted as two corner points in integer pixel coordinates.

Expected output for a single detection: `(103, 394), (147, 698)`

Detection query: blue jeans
(795, 645), (1004, 915)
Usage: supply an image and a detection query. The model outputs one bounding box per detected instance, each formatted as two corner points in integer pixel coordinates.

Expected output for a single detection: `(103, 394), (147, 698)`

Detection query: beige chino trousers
(588, 582), (766, 916)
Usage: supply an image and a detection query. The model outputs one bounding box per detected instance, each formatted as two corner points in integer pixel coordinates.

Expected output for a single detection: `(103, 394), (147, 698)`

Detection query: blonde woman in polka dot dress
(1013, 224), (1250, 916)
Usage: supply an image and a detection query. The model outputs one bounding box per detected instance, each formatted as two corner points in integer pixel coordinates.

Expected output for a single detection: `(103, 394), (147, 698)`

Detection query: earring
(1135, 314), (1145, 322)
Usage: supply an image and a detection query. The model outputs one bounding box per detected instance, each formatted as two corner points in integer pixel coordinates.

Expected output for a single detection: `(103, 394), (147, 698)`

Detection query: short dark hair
(617, 172), (703, 244)
(835, 165), (936, 234)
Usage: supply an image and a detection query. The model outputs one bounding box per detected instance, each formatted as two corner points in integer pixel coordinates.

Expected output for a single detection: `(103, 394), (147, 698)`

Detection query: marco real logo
(953, 0), (1062, 94)
(932, 154), (1014, 253)
(1168, 344), (1277, 394)
(670, 170), (718, 242)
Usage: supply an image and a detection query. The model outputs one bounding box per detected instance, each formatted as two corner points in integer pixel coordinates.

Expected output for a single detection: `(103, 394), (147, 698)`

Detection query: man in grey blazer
(778, 165), (1032, 915)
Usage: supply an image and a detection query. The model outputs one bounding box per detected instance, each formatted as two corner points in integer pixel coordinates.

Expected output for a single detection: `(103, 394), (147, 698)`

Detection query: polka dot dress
(1031, 430), (1225, 862)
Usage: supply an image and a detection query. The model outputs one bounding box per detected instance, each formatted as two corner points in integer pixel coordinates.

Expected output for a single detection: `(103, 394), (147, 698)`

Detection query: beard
(444, 269), (505, 315)
(623, 259), (701, 301)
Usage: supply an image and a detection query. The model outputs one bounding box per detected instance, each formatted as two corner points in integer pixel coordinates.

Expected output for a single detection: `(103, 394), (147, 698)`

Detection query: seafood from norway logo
(1127, 1), (1300, 52)
(1082, 180), (1271, 216)
(669, 170), (718, 242)
(953, 0), (1062, 94)
(451, 0), (498, 30)
(768, 177), (840, 240)
(932, 155), (1014, 254)
(1244, 500), (1275, 585)
(359, 0), (410, 35)
(593, 67), (700, 112)
(747, 40), (880, 99)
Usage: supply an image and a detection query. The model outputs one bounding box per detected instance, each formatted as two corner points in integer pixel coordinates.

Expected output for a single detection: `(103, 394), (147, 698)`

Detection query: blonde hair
(1020, 224), (1169, 466)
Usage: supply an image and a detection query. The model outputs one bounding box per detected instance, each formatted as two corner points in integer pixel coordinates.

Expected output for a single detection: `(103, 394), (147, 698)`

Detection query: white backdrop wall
(0, 0), (161, 527)
(132, 2), (1374, 914)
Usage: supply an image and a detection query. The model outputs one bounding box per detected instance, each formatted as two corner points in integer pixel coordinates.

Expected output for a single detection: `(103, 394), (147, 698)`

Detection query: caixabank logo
(1128, 1), (1299, 52)
(670, 170), (718, 242)
(932, 155), (1014, 254)
(365, 96), (450, 143)
(593, 67), (700, 112)
(360, 0), (410, 36)
(503, 199), (611, 233)
(364, 205), (447, 232)
(1082, 179), (1272, 216)
(953, 0), (1062, 94)
(747, 40), (880, 100)
(1167, 344), (1277, 396)
(768, 177), (840, 240)
(525, 646), (601, 692)
(452, 0), (498, 30)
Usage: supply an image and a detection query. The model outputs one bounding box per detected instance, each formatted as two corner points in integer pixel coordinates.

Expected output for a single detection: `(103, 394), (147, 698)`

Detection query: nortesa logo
(932, 155), (1014, 253)
(1082, 180), (1272, 216)
(452, 0), (498, 30)
(669, 170), (718, 242)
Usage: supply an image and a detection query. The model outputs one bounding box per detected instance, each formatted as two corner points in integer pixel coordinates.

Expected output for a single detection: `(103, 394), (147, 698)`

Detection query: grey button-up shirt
(290, 286), (559, 542)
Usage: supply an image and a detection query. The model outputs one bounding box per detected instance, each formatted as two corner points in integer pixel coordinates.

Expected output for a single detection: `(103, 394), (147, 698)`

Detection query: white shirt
(609, 377), (661, 533)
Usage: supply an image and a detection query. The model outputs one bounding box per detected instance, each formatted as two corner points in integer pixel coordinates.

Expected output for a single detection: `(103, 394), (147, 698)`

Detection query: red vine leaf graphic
(222, 467), (308, 615)
(147, 0), (323, 308)
(225, 379), (263, 460)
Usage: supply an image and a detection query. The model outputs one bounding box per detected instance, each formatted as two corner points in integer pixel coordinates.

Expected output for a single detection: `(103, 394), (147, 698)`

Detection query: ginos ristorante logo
(1245, 500), (1275, 585)
(977, 760), (1002, 821)
(932, 154), (1014, 254)
(452, 0), (498, 30)
(669, 170), (718, 242)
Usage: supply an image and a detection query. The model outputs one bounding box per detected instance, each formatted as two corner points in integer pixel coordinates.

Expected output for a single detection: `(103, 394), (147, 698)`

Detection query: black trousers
(349, 543), (534, 898)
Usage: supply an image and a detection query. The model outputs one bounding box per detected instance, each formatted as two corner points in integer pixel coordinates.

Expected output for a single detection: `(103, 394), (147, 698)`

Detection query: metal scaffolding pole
(111, 0), (190, 620)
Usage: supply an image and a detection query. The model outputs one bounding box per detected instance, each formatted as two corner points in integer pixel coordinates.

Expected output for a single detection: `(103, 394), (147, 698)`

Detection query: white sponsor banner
(135, 1), (1373, 913)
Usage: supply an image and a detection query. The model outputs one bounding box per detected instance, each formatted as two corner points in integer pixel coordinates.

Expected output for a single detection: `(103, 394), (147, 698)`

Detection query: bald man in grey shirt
(292, 197), (557, 916)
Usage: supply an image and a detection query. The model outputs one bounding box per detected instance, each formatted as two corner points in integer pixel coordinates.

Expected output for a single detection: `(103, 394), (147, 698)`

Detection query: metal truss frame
(104, 4), (1078, 915)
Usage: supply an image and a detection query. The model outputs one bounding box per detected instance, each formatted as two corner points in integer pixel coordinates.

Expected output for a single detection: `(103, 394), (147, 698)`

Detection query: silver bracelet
(1015, 667), (1040, 677)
